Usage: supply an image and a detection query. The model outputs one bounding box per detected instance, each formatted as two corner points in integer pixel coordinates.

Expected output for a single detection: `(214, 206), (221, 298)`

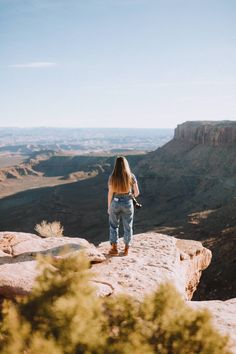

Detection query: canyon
(0, 121), (235, 301)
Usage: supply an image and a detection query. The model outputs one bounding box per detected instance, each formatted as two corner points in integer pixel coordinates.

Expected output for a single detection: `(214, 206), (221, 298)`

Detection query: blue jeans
(109, 195), (134, 246)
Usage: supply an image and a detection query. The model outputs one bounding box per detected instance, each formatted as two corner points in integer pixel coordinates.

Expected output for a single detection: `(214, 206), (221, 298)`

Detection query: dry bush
(0, 253), (232, 354)
(34, 220), (64, 238)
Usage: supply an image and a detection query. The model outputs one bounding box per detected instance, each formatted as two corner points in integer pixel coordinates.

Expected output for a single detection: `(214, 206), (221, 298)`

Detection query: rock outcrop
(0, 165), (40, 182)
(0, 232), (106, 298)
(174, 120), (236, 146)
(189, 299), (236, 354)
(0, 231), (210, 301)
(95, 233), (211, 301)
(0, 231), (235, 352)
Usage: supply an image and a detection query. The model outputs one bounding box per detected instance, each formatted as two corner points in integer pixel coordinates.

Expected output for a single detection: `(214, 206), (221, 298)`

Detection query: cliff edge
(95, 233), (211, 301)
(174, 120), (236, 146)
(0, 231), (210, 301)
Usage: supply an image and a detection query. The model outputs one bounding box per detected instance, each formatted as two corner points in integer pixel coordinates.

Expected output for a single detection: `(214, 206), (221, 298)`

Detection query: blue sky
(0, 0), (235, 128)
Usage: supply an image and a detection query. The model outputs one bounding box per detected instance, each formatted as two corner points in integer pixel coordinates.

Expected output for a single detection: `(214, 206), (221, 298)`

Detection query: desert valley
(0, 121), (236, 351)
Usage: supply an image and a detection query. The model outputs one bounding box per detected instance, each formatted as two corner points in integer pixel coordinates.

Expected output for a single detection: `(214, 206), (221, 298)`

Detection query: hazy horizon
(0, 120), (234, 130)
(0, 126), (174, 130)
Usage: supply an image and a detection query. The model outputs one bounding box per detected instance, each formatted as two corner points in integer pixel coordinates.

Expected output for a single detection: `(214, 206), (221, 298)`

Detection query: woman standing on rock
(108, 156), (140, 256)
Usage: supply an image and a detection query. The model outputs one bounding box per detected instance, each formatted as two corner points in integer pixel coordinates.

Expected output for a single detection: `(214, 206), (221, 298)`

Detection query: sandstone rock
(93, 232), (212, 301)
(0, 231), (105, 261)
(94, 233), (236, 352)
(0, 261), (38, 298)
(174, 121), (236, 146)
(176, 239), (212, 300)
(0, 165), (40, 182)
(1, 231), (235, 352)
(189, 298), (236, 353)
(90, 279), (114, 297)
(0, 231), (106, 299)
(0, 231), (210, 301)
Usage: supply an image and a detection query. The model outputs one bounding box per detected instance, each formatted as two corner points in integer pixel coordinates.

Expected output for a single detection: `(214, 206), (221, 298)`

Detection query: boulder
(0, 231), (106, 299)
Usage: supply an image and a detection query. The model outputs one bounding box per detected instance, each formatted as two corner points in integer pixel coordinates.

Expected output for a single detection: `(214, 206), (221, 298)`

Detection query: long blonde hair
(109, 156), (132, 193)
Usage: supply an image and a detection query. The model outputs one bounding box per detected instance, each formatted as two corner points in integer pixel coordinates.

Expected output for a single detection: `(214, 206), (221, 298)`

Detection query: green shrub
(0, 252), (231, 354)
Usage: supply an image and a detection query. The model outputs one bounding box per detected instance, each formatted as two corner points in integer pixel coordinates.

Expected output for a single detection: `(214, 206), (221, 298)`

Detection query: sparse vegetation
(34, 220), (64, 238)
(0, 252), (231, 354)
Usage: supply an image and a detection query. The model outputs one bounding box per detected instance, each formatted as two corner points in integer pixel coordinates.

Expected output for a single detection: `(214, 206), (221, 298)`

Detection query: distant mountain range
(0, 127), (173, 155)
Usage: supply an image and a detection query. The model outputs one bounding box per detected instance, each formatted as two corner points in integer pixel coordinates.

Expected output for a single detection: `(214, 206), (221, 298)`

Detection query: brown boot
(124, 244), (129, 256)
(109, 243), (118, 256)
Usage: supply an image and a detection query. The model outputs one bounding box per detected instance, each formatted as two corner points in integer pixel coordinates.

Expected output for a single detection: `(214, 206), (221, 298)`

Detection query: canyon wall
(174, 121), (236, 146)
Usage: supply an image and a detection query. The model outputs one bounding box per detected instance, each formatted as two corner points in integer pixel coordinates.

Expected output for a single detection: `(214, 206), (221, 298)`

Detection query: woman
(108, 156), (140, 256)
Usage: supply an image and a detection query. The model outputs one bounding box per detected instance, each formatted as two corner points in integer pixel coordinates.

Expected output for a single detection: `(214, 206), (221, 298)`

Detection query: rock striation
(0, 165), (40, 182)
(174, 121), (236, 146)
